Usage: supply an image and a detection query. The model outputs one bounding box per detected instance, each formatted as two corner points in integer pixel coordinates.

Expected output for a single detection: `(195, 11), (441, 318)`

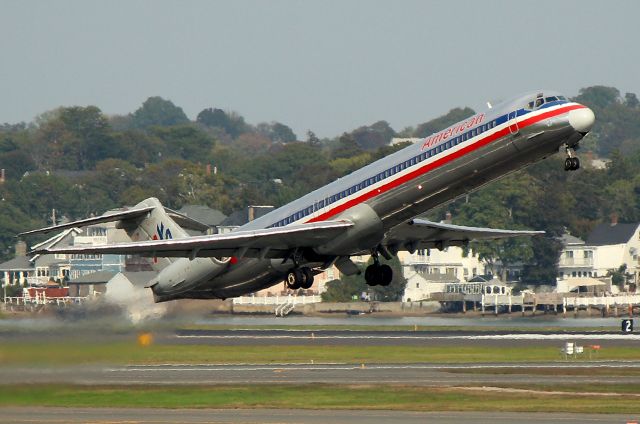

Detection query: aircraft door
(508, 111), (519, 134)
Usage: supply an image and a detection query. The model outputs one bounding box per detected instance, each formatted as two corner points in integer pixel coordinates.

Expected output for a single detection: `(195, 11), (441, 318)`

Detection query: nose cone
(569, 107), (595, 134)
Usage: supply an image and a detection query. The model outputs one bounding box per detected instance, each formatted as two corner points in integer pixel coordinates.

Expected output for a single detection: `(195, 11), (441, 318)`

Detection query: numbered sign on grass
(622, 319), (634, 333)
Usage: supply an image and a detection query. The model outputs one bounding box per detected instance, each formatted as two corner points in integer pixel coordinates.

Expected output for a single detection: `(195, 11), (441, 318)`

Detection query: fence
(232, 294), (322, 305)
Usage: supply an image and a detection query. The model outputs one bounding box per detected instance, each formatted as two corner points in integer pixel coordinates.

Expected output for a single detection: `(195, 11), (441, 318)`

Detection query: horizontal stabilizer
(18, 206), (156, 237)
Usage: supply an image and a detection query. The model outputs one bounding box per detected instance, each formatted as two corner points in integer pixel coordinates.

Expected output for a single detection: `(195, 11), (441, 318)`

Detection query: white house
(399, 246), (486, 301)
(558, 219), (640, 284)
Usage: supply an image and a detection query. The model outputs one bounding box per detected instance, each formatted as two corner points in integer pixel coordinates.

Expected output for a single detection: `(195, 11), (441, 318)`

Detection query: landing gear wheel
(564, 158), (573, 171)
(286, 269), (304, 290)
(300, 267), (314, 289)
(379, 264), (393, 286)
(570, 157), (580, 170)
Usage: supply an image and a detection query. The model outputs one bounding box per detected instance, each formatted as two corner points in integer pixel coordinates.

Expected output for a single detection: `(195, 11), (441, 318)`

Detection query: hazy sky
(1, 1), (638, 138)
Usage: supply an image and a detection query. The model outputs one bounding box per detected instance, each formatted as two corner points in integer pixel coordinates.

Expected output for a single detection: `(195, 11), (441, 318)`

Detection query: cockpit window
(545, 96), (558, 102)
(527, 101), (535, 109)
(558, 95), (567, 100)
(535, 98), (544, 108)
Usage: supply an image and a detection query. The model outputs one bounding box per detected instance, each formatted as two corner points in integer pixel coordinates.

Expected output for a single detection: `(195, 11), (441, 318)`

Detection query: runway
(3, 361), (640, 386)
(172, 328), (640, 347)
(0, 407), (634, 424)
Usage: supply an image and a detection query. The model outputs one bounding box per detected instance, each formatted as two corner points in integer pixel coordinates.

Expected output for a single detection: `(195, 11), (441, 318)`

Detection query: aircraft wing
(382, 218), (544, 252)
(31, 220), (354, 259)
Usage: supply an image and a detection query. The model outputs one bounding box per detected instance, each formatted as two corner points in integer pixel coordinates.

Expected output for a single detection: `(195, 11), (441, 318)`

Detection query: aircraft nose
(569, 107), (595, 134)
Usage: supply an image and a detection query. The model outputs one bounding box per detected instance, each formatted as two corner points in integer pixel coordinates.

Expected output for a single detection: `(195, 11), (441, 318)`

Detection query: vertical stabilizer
(117, 198), (189, 271)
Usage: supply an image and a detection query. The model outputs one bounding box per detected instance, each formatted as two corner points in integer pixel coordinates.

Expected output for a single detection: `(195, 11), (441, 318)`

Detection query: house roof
(561, 233), (584, 246)
(178, 205), (227, 227)
(467, 274), (497, 283)
(585, 223), (639, 246)
(69, 270), (117, 285)
(220, 206), (275, 227)
(220, 209), (247, 227)
(0, 256), (33, 271)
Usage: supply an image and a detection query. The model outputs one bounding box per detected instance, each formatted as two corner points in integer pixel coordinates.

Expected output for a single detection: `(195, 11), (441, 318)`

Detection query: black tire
(564, 158), (573, 171)
(286, 269), (303, 290)
(379, 264), (393, 286)
(301, 267), (314, 289)
(571, 157), (580, 170)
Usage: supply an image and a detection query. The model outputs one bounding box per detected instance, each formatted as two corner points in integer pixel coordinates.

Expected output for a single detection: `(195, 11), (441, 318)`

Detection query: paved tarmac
(3, 361), (640, 386)
(0, 407), (635, 424)
(172, 328), (640, 347)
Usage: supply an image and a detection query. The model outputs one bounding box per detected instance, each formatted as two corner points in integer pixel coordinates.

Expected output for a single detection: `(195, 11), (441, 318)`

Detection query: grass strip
(2, 342), (640, 365)
(0, 384), (638, 414)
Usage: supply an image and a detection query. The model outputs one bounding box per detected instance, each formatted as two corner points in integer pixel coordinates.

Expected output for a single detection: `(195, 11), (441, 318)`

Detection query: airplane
(22, 90), (595, 302)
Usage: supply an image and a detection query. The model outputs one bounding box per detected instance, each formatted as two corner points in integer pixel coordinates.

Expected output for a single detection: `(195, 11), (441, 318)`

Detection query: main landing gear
(286, 267), (314, 290)
(364, 251), (393, 287)
(564, 147), (580, 171)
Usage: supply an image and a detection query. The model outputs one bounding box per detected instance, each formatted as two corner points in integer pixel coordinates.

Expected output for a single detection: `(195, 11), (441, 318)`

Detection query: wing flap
(31, 220), (354, 259)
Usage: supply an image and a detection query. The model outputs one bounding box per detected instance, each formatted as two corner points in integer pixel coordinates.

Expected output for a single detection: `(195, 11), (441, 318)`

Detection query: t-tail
(20, 197), (208, 273)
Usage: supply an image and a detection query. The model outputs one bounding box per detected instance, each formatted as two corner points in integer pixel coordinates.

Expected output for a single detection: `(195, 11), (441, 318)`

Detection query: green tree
(196, 108), (248, 138)
(331, 133), (364, 159)
(321, 270), (368, 302)
(131, 97), (189, 129)
(272, 122), (296, 143)
(413, 107), (475, 138)
(150, 124), (216, 162)
(349, 120), (396, 151)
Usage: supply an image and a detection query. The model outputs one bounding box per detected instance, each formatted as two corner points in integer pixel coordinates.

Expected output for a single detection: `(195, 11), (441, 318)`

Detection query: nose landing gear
(564, 147), (580, 171)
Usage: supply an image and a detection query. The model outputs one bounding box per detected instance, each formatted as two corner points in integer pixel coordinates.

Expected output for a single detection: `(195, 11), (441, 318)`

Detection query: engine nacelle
(150, 257), (228, 302)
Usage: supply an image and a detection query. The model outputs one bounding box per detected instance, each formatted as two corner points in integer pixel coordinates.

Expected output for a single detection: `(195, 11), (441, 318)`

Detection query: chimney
(444, 211), (452, 224)
(248, 206), (255, 222)
(15, 241), (27, 257)
(205, 164), (211, 176)
(0, 168), (5, 184)
(611, 212), (618, 226)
